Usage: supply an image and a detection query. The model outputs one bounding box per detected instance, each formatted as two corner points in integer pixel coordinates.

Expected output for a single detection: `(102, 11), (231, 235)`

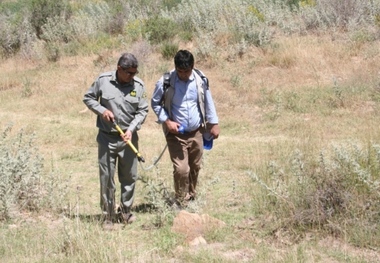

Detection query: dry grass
(1, 33), (380, 262)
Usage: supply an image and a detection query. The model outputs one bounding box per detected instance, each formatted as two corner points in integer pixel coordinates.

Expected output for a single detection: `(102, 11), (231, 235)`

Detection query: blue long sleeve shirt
(151, 70), (218, 133)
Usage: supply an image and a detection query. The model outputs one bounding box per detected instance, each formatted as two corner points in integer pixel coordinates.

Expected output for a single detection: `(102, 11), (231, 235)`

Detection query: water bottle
(178, 124), (186, 134)
(203, 132), (213, 150)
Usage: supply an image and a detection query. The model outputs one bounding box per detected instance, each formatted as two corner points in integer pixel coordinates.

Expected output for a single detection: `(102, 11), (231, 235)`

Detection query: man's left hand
(209, 124), (220, 139)
(121, 130), (132, 142)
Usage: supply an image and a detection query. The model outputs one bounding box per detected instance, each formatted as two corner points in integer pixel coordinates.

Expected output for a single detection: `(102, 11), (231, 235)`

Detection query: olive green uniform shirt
(83, 71), (148, 133)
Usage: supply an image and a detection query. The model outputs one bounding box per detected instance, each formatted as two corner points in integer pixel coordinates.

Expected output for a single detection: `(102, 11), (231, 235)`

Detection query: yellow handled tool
(113, 122), (145, 163)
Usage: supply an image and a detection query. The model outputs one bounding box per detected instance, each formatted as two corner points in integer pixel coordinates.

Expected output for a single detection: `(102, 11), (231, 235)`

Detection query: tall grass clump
(160, 42), (179, 60)
(138, 172), (174, 228)
(249, 141), (380, 247)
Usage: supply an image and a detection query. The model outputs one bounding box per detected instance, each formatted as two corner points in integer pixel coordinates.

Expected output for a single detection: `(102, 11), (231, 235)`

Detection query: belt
(100, 130), (121, 136)
(181, 126), (200, 135)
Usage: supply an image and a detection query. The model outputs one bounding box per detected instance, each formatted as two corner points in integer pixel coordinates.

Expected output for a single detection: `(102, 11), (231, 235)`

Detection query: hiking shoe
(120, 212), (136, 224)
(102, 219), (115, 231)
(184, 193), (196, 201)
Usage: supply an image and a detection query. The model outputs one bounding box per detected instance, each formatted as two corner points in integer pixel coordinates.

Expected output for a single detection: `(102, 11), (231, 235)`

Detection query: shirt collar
(110, 70), (134, 87)
(175, 70), (195, 83)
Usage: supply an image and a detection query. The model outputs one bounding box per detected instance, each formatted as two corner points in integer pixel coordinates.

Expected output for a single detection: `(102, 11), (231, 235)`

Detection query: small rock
(189, 236), (207, 247)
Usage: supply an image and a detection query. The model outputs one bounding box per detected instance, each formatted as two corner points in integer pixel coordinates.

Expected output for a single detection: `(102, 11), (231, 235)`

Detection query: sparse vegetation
(0, 125), (68, 221)
(249, 142), (380, 247)
(1, 0), (379, 60)
(1, 0), (380, 262)
(0, 126), (42, 220)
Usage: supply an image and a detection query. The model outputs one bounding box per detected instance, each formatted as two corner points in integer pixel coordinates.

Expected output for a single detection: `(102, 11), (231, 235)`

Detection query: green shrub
(103, 0), (130, 35)
(40, 16), (74, 44)
(29, 0), (72, 40)
(0, 125), (43, 220)
(0, 13), (21, 57)
(300, 0), (379, 30)
(70, 2), (110, 39)
(0, 125), (70, 220)
(2, 0), (379, 61)
(249, 142), (380, 247)
(45, 42), (60, 62)
(160, 42), (178, 60)
(300, 0), (316, 7)
(162, 0), (182, 10)
(143, 16), (178, 44)
(247, 5), (265, 22)
(125, 19), (144, 42)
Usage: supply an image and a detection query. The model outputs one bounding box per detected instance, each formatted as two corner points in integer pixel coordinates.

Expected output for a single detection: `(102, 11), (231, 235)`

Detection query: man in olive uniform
(83, 53), (148, 230)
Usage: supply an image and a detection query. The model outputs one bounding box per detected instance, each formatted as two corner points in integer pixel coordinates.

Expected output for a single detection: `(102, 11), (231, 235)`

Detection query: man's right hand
(102, 110), (115, 123)
(165, 119), (180, 134)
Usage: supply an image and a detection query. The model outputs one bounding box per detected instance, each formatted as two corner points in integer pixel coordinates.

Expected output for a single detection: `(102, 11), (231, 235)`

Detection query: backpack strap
(160, 72), (171, 106)
(160, 69), (209, 106)
(163, 72), (171, 90)
(194, 68), (209, 89)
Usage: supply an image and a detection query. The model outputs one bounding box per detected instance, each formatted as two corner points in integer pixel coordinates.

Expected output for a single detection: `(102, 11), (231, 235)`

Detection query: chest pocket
(124, 93), (139, 110)
(101, 94), (115, 108)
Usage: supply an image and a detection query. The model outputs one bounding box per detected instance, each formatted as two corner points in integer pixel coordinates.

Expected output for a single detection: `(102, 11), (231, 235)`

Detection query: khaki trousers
(166, 129), (203, 201)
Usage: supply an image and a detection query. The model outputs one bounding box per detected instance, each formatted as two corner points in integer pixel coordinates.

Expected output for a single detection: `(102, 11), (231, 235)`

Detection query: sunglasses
(122, 68), (138, 76)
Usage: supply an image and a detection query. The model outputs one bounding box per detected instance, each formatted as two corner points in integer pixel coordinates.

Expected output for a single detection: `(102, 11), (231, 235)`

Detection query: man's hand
(102, 110), (114, 123)
(121, 130), (132, 143)
(209, 124), (220, 139)
(165, 119), (181, 134)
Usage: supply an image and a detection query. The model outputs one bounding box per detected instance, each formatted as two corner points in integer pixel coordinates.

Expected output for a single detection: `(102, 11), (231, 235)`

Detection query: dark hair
(174, 50), (194, 69)
(117, 53), (138, 69)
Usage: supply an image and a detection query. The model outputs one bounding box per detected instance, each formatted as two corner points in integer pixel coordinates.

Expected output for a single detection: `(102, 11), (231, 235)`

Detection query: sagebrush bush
(300, 0), (380, 31)
(0, 125), (43, 220)
(1, 0), (380, 60)
(0, 13), (21, 57)
(40, 16), (73, 44)
(70, 2), (111, 39)
(249, 141), (380, 246)
(166, 0), (273, 46)
(0, 125), (69, 220)
(29, 0), (72, 40)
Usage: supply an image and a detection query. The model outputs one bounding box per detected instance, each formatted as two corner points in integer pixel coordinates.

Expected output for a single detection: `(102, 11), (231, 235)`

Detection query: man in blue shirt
(151, 50), (220, 207)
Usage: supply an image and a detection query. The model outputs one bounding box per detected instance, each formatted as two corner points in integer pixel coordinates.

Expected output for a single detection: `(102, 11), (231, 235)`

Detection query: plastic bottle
(178, 124), (186, 134)
(203, 132), (214, 150)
